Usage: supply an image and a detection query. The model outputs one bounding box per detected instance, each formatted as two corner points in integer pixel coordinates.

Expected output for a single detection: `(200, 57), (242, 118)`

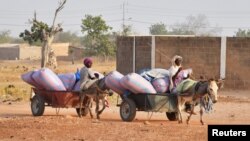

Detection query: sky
(0, 0), (250, 37)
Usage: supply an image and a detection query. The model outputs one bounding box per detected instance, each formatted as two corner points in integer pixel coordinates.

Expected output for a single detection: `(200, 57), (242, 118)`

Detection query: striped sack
(73, 80), (81, 91)
(105, 71), (126, 95)
(21, 70), (43, 89)
(32, 68), (66, 91)
(151, 77), (170, 93)
(58, 73), (76, 91)
(120, 73), (156, 94)
(174, 68), (193, 86)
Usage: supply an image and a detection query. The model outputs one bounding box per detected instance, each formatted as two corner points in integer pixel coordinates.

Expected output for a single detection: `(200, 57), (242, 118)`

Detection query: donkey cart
(118, 93), (179, 122)
(30, 88), (89, 117)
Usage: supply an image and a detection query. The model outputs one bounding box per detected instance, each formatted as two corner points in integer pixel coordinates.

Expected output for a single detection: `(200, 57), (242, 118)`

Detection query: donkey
(176, 79), (224, 125)
(79, 76), (113, 119)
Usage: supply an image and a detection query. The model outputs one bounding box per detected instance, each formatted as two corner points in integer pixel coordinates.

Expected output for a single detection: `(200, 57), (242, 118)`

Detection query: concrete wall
(226, 37), (250, 89)
(0, 43), (69, 60)
(0, 45), (19, 60)
(68, 46), (85, 60)
(155, 37), (221, 79)
(51, 43), (69, 57)
(117, 36), (250, 89)
(19, 46), (41, 60)
(116, 37), (134, 75)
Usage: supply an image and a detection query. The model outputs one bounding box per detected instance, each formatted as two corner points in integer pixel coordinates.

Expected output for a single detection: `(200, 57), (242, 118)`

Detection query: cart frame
(118, 92), (179, 122)
(30, 88), (89, 117)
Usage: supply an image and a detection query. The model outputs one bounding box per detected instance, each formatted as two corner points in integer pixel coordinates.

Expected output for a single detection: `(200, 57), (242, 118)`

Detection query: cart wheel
(120, 98), (136, 122)
(166, 112), (178, 121)
(31, 95), (45, 116)
(76, 108), (89, 117)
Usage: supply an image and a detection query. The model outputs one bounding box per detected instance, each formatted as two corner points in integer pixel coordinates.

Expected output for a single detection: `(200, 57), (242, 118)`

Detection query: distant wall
(0, 43), (70, 60)
(19, 45), (41, 60)
(51, 43), (69, 57)
(0, 46), (19, 60)
(117, 36), (250, 89)
(68, 46), (84, 60)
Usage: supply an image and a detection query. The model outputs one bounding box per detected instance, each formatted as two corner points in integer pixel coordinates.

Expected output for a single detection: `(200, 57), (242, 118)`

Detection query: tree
(81, 15), (115, 60)
(0, 30), (11, 43)
(19, 0), (67, 68)
(54, 31), (81, 45)
(234, 28), (250, 37)
(170, 14), (221, 36)
(148, 15), (221, 36)
(122, 24), (133, 36)
(149, 22), (168, 35)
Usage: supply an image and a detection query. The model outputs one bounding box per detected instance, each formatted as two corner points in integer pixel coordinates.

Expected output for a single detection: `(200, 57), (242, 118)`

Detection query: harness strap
(192, 81), (202, 101)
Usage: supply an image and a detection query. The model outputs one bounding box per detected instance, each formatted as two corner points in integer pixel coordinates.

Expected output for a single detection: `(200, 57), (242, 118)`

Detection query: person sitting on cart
(139, 55), (183, 92)
(168, 55), (183, 91)
(79, 57), (99, 91)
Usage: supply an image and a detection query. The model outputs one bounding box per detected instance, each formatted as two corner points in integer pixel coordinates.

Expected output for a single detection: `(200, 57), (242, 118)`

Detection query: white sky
(0, 0), (250, 37)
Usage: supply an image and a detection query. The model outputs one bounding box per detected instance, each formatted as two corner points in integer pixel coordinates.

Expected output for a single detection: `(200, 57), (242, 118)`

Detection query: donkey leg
(88, 98), (94, 119)
(177, 97), (183, 123)
(79, 92), (85, 117)
(98, 99), (106, 115)
(95, 96), (100, 119)
(186, 104), (195, 124)
(200, 105), (204, 125)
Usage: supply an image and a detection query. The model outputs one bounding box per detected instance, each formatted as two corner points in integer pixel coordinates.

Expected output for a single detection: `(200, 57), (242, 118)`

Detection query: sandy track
(0, 91), (250, 141)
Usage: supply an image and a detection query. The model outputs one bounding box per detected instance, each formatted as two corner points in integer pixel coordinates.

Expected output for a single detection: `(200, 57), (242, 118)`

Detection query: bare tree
(20, 0), (67, 68)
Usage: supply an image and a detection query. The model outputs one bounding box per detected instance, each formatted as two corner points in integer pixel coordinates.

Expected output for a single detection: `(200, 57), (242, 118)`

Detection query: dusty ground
(0, 60), (250, 141)
(0, 91), (250, 141)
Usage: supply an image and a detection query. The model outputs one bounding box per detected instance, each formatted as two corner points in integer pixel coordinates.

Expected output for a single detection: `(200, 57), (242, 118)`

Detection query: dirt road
(0, 90), (250, 141)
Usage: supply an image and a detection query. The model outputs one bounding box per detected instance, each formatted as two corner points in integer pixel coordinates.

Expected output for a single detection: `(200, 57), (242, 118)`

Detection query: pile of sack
(105, 68), (192, 95)
(21, 68), (103, 91)
(22, 67), (192, 94)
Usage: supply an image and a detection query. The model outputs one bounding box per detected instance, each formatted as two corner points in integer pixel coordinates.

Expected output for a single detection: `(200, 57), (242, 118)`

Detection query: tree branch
(52, 0), (67, 30)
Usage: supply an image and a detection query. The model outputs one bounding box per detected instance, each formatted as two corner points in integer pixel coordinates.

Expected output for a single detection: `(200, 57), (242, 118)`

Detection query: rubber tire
(76, 108), (89, 117)
(166, 112), (178, 121)
(31, 95), (45, 116)
(120, 98), (136, 122)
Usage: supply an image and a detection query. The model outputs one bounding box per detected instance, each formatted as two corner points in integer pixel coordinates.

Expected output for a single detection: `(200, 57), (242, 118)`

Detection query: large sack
(21, 70), (43, 89)
(152, 77), (170, 93)
(73, 80), (81, 91)
(58, 73), (76, 91)
(174, 68), (193, 87)
(32, 68), (66, 91)
(120, 73), (156, 94)
(105, 71), (126, 95)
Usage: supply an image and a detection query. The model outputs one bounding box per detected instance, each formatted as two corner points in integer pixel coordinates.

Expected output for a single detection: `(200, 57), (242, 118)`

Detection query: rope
(200, 95), (213, 113)
(147, 111), (154, 121)
(55, 108), (60, 115)
(147, 97), (169, 121)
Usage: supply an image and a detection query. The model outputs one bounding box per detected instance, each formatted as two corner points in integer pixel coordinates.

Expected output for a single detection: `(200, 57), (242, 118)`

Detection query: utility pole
(122, 1), (125, 35)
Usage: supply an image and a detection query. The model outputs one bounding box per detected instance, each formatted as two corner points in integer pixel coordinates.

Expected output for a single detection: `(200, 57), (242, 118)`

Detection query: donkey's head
(207, 79), (224, 103)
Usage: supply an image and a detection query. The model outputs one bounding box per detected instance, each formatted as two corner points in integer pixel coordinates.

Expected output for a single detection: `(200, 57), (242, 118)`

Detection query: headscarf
(83, 57), (93, 67)
(171, 55), (183, 67)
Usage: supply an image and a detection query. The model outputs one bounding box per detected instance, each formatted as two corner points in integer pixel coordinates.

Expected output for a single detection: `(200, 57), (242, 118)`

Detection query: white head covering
(171, 55), (183, 67)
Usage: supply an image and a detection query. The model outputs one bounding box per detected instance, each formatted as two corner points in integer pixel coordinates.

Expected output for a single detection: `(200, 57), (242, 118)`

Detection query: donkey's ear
(216, 79), (225, 89)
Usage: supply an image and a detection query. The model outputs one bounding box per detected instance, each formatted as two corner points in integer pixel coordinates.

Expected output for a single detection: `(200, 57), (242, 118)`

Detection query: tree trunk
(71, 52), (75, 64)
(41, 41), (49, 68)
(46, 36), (58, 69)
